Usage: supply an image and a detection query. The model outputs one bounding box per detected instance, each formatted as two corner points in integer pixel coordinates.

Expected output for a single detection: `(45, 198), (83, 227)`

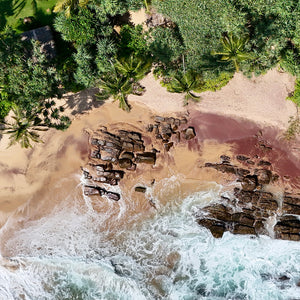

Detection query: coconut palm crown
(0, 106), (48, 148)
(212, 33), (252, 72)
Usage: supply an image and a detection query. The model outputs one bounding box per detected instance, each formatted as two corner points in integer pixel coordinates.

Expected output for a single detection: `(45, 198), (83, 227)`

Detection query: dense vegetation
(1, 0), (300, 147)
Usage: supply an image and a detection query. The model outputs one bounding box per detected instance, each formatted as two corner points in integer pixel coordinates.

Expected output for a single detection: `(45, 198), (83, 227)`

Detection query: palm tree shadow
(64, 87), (105, 116)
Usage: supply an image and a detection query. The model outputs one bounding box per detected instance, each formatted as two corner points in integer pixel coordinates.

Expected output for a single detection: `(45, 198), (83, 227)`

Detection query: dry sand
(0, 68), (299, 223)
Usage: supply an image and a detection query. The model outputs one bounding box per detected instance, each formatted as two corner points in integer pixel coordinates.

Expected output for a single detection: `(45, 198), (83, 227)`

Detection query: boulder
(154, 116), (165, 123)
(236, 155), (249, 161)
(274, 215), (300, 241)
(220, 155), (231, 163)
(241, 175), (258, 191)
(164, 142), (174, 152)
(183, 127), (196, 140)
(120, 152), (134, 160)
(282, 195), (300, 215)
(136, 152), (156, 164)
(135, 186), (147, 193)
(118, 158), (132, 169)
(197, 218), (226, 238)
(258, 160), (271, 166)
(106, 191), (120, 201)
(254, 169), (272, 185)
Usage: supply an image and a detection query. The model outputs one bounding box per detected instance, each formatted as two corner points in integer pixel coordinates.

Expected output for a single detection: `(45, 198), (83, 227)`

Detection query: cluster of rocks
(82, 127), (157, 201)
(146, 116), (196, 151)
(196, 155), (300, 241)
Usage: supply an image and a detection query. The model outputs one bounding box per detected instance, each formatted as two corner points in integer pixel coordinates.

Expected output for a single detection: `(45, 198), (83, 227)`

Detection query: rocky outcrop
(196, 156), (300, 241)
(82, 127), (157, 201)
(146, 115), (196, 152)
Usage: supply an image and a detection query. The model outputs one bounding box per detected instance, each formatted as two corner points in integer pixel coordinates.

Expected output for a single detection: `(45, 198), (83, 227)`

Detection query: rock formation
(82, 115), (197, 202)
(196, 156), (300, 241)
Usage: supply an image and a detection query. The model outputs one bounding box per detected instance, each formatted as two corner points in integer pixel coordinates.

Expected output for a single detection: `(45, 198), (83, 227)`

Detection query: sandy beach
(0, 68), (299, 225)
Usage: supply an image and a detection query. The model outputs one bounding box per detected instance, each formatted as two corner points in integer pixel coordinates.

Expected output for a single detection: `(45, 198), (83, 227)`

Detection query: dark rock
(127, 163), (136, 171)
(122, 141), (134, 152)
(154, 116), (165, 123)
(164, 142), (174, 152)
(166, 117), (175, 125)
(175, 131), (180, 143)
(278, 275), (290, 281)
(236, 168), (251, 177)
(282, 195), (300, 215)
(183, 127), (196, 140)
(135, 186), (146, 193)
(236, 155), (249, 162)
(118, 158), (132, 169)
(146, 124), (153, 132)
(156, 134), (162, 140)
(153, 125), (159, 134)
(133, 142), (145, 152)
(174, 118), (181, 126)
(220, 155), (231, 163)
(120, 151), (134, 160)
(180, 118), (188, 124)
(241, 175), (258, 191)
(254, 169), (272, 185)
(172, 124), (178, 132)
(84, 186), (100, 196)
(233, 224), (256, 235)
(161, 133), (171, 141)
(197, 218), (226, 238)
(247, 160), (255, 165)
(258, 160), (271, 166)
(136, 152), (156, 164)
(90, 149), (100, 159)
(274, 215), (300, 241)
(91, 138), (100, 146)
(205, 162), (236, 174)
(106, 192), (120, 201)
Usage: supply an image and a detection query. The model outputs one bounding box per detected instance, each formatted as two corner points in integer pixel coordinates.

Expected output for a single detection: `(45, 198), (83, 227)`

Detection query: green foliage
(148, 26), (184, 65)
(287, 79), (300, 107)
(97, 65), (133, 112)
(197, 72), (233, 93)
(53, 0), (89, 18)
(0, 91), (12, 120)
(153, 0), (246, 70)
(163, 70), (204, 106)
(73, 45), (97, 87)
(212, 33), (252, 72)
(119, 24), (149, 57)
(280, 49), (300, 77)
(54, 7), (112, 46)
(114, 55), (152, 82)
(0, 105), (48, 148)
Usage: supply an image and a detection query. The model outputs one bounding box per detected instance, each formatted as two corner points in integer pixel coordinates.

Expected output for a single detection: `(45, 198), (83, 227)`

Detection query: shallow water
(0, 175), (299, 300)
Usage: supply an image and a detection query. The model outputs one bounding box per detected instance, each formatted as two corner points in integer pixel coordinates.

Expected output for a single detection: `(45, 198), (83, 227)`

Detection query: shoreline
(0, 69), (299, 222)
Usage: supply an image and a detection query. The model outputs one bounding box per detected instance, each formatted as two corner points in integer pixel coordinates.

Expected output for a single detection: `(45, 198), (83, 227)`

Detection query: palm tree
(97, 66), (133, 112)
(0, 106), (48, 148)
(212, 33), (252, 72)
(53, 0), (90, 18)
(166, 70), (204, 106)
(114, 55), (152, 83)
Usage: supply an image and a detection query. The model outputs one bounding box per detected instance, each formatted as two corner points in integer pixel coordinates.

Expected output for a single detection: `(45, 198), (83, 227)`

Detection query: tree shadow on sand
(64, 87), (105, 116)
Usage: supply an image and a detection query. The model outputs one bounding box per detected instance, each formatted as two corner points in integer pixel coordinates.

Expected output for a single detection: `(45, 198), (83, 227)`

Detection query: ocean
(0, 173), (299, 300)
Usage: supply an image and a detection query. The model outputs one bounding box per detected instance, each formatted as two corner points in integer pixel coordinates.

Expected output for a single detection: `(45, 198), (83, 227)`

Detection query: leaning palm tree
(166, 70), (204, 106)
(97, 66), (133, 112)
(53, 0), (90, 18)
(212, 33), (252, 72)
(0, 106), (48, 148)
